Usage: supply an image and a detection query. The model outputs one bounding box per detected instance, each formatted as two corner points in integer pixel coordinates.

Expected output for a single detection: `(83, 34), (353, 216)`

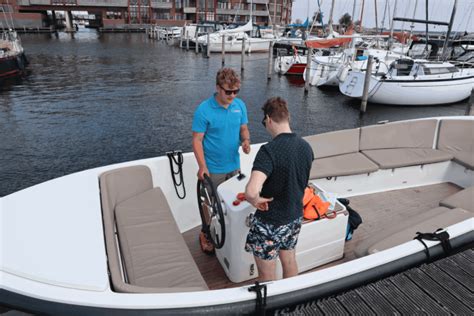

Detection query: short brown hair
(216, 68), (240, 87)
(262, 97), (289, 123)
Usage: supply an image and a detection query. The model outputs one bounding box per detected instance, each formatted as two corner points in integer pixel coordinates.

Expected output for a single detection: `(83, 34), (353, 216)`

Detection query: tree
(338, 13), (352, 29)
(313, 12), (323, 25)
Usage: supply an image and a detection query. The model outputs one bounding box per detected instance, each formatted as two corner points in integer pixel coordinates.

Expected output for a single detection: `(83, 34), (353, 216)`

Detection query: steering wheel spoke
(197, 175), (226, 249)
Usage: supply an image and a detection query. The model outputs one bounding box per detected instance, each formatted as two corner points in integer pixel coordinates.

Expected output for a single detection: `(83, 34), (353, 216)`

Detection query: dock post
(241, 37), (245, 71)
(195, 31), (199, 53)
(221, 35), (226, 67)
(304, 48), (312, 93)
(186, 31), (190, 50)
(206, 32), (211, 58)
(466, 89), (474, 116)
(267, 41), (273, 80)
(360, 55), (374, 113)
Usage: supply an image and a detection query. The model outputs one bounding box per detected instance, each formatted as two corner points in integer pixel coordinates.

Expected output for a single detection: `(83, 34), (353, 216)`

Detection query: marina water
(0, 28), (470, 197)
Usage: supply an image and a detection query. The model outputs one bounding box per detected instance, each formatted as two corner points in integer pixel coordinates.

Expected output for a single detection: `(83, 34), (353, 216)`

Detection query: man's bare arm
(192, 132), (208, 180)
(245, 170), (272, 211)
(240, 124), (251, 154)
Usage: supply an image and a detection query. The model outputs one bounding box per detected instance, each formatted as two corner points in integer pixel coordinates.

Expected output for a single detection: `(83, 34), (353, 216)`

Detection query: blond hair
(216, 68), (241, 87)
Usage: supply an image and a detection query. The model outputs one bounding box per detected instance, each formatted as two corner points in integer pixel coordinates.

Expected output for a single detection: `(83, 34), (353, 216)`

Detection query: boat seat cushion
(440, 186), (474, 213)
(355, 207), (472, 257)
(115, 187), (208, 291)
(360, 119), (438, 150)
(437, 119), (474, 169)
(367, 208), (472, 254)
(310, 152), (379, 179)
(304, 128), (360, 159)
(361, 148), (453, 169)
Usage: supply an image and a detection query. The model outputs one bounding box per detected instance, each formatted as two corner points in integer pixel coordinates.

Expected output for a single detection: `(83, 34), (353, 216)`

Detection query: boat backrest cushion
(304, 128), (360, 159)
(437, 119), (474, 169)
(360, 119), (437, 150)
(100, 165), (153, 226)
(99, 166), (153, 293)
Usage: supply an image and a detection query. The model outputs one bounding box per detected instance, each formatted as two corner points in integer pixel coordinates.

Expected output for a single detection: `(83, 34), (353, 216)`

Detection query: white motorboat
(197, 21), (273, 53)
(1, 117), (473, 314)
(340, 58), (474, 105)
(274, 54), (308, 75)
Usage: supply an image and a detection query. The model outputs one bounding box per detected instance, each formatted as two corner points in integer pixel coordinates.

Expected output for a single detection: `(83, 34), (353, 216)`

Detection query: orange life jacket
(302, 187), (331, 220)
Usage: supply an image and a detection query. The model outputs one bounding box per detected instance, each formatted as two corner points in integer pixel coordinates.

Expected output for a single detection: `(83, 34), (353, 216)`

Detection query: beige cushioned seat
(440, 186), (474, 213)
(362, 148), (453, 169)
(116, 188), (207, 290)
(359, 119), (452, 169)
(310, 152), (379, 179)
(368, 208), (472, 254)
(100, 165), (208, 293)
(355, 207), (472, 257)
(305, 128), (379, 179)
(437, 119), (474, 169)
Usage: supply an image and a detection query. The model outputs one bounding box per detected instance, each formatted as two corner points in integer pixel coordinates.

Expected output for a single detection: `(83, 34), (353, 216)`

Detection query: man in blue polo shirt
(192, 68), (250, 254)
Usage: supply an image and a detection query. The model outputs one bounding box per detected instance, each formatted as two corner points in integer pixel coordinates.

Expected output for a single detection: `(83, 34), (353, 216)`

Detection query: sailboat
(0, 5), (28, 79)
(340, 0), (474, 105)
(1, 116), (473, 314)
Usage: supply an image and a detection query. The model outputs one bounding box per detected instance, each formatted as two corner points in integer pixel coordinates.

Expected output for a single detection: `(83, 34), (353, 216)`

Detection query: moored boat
(0, 30), (27, 79)
(1, 117), (472, 314)
(339, 58), (474, 105)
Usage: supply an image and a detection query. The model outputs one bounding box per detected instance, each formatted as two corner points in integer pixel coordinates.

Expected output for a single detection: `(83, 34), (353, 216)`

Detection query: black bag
(338, 198), (362, 240)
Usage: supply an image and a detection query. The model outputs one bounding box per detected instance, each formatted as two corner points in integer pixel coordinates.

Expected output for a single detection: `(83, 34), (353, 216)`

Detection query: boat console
(216, 174), (349, 283)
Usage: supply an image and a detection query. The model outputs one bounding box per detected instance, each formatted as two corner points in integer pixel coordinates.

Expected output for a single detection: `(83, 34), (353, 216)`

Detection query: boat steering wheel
(197, 174), (226, 249)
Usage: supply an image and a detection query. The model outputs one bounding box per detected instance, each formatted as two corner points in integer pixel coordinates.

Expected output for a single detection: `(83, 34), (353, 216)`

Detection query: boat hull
(0, 52), (27, 78)
(340, 71), (474, 105)
(207, 39), (272, 53)
(274, 55), (307, 75)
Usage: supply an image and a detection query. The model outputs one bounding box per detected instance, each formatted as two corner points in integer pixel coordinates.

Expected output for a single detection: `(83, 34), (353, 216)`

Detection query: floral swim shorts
(245, 216), (302, 260)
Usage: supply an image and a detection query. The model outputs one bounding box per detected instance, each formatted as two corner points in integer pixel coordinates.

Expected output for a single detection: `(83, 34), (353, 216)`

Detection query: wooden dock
(271, 247), (474, 315)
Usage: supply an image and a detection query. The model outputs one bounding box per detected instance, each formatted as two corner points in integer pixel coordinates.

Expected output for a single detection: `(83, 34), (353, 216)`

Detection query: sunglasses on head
(219, 84), (240, 96)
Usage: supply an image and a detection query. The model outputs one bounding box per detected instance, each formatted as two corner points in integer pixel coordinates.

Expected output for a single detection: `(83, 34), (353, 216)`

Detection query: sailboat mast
(374, 0), (379, 34)
(352, 0), (357, 24)
(389, 0), (398, 49)
(441, 0), (457, 60)
(425, 0), (429, 45)
(408, 0), (419, 45)
(359, 0), (365, 32)
(328, 0), (335, 35)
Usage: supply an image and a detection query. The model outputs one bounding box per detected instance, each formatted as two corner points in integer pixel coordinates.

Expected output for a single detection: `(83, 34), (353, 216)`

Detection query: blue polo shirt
(192, 95), (248, 174)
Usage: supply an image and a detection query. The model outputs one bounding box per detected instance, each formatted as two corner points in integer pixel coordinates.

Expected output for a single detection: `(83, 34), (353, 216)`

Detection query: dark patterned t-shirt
(252, 133), (314, 226)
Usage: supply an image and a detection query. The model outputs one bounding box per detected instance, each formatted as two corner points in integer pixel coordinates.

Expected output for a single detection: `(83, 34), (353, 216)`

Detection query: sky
(292, 0), (474, 32)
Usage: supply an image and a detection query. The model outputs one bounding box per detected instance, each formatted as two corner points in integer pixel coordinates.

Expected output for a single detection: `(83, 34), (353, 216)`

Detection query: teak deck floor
(182, 182), (461, 290)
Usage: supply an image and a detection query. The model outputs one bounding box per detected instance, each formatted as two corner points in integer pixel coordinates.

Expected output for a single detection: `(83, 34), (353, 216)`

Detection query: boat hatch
(392, 59), (414, 76)
(421, 65), (459, 75)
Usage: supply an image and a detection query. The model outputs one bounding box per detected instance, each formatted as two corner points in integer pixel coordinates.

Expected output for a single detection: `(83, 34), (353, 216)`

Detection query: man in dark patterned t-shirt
(245, 97), (313, 281)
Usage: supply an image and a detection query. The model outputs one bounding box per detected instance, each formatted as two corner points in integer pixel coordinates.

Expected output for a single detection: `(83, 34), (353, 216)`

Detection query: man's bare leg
(254, 256), (277, 282)
(279, 249), (298, 279)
